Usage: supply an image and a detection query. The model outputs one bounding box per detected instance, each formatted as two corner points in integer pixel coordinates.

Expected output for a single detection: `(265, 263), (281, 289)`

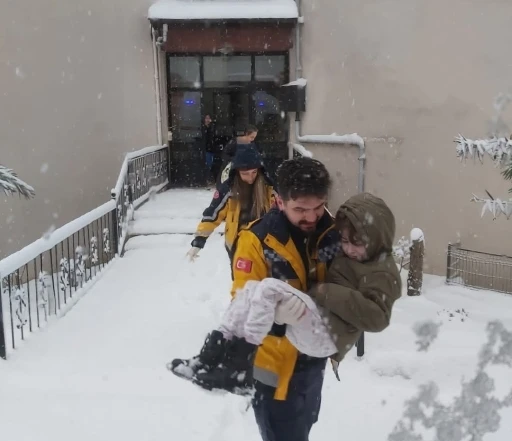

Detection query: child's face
(341, 228), (368, 262)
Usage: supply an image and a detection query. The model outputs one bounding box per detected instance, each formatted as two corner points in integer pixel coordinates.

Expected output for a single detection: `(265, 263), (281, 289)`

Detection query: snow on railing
(111, 145), (169, 255)
(0, 144), (170, 359)
(0, 203), (117, 359)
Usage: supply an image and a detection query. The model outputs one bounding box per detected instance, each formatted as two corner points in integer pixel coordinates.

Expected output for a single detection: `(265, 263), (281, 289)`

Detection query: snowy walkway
(1, 190), (512, 441)
(128, 188), (216, 236)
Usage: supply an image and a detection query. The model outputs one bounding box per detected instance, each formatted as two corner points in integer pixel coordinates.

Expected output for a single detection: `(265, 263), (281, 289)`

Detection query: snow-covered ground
(128, 188), (215, 235)
(1, 189), (511, 441)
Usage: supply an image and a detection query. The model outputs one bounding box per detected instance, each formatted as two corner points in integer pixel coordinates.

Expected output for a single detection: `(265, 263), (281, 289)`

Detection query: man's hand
(275, 296), (307, 326)
(186, 247), (201, 262)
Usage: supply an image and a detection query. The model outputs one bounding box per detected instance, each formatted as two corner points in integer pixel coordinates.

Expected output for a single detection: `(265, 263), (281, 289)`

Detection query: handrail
(0, 201), (115, 278)
(111, 145), (168, 200)
(0, 144), (170, 359)
(110, 145), (169, 255)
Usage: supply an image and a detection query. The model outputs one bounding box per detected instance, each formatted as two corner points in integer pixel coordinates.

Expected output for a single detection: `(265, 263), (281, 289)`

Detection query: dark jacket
(202, 123), (216, 153)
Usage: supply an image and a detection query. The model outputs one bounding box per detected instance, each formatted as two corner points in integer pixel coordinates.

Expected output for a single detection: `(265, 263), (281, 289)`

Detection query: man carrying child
(171, 157), (402, 441)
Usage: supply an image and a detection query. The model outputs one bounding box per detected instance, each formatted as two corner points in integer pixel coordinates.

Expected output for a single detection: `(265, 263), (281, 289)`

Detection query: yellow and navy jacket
(230, 208), (341, 400)
(192, 179), (276, 252)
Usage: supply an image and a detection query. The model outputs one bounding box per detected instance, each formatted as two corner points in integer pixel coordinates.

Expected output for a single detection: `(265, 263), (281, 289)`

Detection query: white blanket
(219, 278), (337, 358)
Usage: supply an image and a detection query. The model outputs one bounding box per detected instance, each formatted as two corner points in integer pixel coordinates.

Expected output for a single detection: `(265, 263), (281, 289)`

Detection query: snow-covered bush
(389, 321), (512, 441)
(455, 94), (512, 219)
(393, 236), (411, 272)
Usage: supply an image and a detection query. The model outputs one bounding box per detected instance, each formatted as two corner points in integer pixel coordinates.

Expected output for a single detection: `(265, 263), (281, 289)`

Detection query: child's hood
(335, 192), (395, 260)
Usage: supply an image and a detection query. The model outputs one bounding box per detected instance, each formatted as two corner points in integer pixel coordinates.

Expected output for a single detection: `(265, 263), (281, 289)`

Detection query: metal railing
(0, 145), (169, 359)
(0, 204), (117, 359)
(111, 145), (169, 255)
(446, 243), (512, 295)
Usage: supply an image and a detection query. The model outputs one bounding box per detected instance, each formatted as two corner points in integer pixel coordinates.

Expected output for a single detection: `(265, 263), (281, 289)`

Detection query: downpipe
(151, 26), (163, 146)
(292, 0), (366, 194)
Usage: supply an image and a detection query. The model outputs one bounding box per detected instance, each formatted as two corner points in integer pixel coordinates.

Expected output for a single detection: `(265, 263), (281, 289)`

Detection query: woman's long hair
(231, 171), (270, 219)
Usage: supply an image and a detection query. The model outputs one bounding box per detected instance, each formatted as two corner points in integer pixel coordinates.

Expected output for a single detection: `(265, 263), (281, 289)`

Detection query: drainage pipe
(151, 26), (163, 146)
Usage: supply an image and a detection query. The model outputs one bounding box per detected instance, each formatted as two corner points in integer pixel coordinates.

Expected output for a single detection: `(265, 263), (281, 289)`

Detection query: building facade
(0, 0), (164, 258)
(294, 0), (512, 275)
(2, 0), (511, 276)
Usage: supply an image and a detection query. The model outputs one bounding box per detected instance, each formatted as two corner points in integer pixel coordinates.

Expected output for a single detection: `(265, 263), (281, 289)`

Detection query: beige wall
(293, 0), (512, 275)
(0, 0), (162, 258)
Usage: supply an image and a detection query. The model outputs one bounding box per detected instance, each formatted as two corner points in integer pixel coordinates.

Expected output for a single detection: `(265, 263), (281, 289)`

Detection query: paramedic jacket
(230, 207), (341, 400)
(191, 174), (276, 254)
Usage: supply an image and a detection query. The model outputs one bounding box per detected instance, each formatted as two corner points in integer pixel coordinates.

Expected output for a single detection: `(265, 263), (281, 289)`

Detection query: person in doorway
(186, 145), (276, 264)
(202, 114), (216, 185)
(173, 157), (341, 441)
(217, 125), (260, 188)
(209, 144), (224, 185)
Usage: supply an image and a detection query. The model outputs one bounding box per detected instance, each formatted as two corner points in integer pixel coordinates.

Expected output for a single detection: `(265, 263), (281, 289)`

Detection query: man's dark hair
(276, 157), (331, 201)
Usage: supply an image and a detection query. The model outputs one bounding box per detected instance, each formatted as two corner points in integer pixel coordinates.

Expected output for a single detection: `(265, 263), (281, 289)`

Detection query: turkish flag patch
(213, 190), (220, 199)
(235, 258), (253, 273)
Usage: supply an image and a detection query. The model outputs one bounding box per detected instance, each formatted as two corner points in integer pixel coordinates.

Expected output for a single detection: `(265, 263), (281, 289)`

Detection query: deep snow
(1, 189), (511, 441)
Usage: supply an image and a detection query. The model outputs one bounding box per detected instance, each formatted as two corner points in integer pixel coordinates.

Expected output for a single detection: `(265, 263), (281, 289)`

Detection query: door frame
(166, 52), (290, 186)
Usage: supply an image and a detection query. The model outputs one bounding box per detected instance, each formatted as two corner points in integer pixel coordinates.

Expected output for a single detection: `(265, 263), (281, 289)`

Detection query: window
(168, 56), (201, 88)
(167, 54), (289, 142)
(203, 56), (251, 87)
(255, 55), (286, 85)
(169, 91), (202, 141)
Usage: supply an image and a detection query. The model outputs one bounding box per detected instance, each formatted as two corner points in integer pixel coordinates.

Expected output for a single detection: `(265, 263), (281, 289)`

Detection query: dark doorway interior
(167, 53), (289, 187)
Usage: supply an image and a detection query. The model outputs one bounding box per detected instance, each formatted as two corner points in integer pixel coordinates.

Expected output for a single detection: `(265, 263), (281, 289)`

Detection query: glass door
(167, 56), (208, 187)
(251, 88), (288, 179)
(168, 90), (206, 187)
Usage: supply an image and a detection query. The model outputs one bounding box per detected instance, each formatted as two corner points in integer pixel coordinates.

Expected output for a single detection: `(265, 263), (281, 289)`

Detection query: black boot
(193, 337), (257, 395)
(168, 330), (227, 379)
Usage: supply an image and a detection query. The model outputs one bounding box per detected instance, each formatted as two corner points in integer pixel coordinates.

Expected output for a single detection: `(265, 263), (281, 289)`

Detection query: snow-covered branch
(455, 135), (512, 166)
(389, 321), (512, 441)
(0, 165), (35, 199)
(392, 236), (411, 272)
(455, 134), (512, 219)
(471, 194), (512, 220)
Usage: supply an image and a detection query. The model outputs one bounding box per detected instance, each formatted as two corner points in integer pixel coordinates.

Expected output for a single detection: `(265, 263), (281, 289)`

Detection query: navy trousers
(252, 357), (326, 441)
